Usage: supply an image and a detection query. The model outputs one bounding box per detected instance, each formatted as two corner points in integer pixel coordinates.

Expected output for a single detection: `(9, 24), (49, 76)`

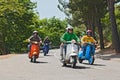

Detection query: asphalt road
(0, 49), (120, 80)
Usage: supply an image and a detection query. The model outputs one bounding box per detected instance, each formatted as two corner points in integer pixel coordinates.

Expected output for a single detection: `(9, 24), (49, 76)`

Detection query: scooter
(28, 41), (40, 63)
(62, 42), (78, 68)
(43, 42), (49, 56)
(78, 43), (95, 65)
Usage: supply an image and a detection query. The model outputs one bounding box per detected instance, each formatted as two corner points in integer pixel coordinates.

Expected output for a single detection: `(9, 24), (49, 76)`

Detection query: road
(0, 49), (120, 80)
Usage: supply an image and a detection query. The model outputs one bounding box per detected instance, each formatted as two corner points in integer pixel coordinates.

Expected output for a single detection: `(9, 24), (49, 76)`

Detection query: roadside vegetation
(0, 0), (120, 55)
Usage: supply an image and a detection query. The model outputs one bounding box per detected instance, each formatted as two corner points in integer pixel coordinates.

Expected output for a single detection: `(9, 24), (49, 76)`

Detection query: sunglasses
(68, 29), (73, 31)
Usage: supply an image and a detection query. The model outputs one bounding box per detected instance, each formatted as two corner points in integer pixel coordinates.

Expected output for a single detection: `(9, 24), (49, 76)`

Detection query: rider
(43, 36), (51, 45)
(28, 30), (42, 52)
(43, 36), (51, 54)
(81, 29), (97, 58)
(60, 24), (80, 60)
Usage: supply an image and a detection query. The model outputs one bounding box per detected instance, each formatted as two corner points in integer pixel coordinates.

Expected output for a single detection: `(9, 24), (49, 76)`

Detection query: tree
(107, 0), (120, 53)
(58, 0), (107, 49)
(0, 0), (39, 54)
(39, 17), (67, 47)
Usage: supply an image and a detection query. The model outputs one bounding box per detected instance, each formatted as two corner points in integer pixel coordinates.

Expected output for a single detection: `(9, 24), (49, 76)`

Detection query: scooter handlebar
(64, 40), (77, 44)
(31, 41), (40, 44)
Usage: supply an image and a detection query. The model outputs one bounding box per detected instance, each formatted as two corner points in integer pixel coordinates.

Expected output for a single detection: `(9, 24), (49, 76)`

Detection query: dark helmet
(86, 29), (92, 36)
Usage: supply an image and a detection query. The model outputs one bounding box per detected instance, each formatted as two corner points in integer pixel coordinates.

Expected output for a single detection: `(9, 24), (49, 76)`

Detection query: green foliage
(101, 4), (120, 42)
(2, 0), (120, 54)
(74, 25), (86, 37)
(0, 0), (39, 54)
(58, 0), (107, 27)
(39, 17), (67, 47)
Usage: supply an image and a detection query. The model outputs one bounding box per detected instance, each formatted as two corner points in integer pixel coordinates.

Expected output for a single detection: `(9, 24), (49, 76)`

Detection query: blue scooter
(43, 43), (49, 56)
(78, 43), (95, 65)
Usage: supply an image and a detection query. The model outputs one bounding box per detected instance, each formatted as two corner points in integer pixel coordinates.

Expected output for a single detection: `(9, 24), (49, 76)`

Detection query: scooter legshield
(65, 44), (78, 63)
(43, 44), (49, 54)
(78, 44), (95, 60)
(29, 43), (40, 58)
(78, 51), (83, 58)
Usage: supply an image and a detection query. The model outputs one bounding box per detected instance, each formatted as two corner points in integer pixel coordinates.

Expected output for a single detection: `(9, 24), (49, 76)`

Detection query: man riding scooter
(60, 24), (80, 62)
(28, 30), (42, 62)
(80, 29), (97, 59)
(43, 36), (51, 56)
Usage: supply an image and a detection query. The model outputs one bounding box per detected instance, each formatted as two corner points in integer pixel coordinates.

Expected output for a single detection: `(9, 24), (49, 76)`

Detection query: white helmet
(66, 24), (73, 31)
(33, 30), (38, 34)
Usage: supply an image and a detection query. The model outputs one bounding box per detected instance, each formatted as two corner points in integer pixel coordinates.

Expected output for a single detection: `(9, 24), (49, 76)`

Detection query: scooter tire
(78, 58), (83, 63)
(62, 59), (67, 66)
(44, 52), (46, 56)
(33, 55), (36, 63)
(71, 57), (77, 68)
(62, 62), (67, 67)
(89, 56), (95, 65)
(30, 58), (33, 62)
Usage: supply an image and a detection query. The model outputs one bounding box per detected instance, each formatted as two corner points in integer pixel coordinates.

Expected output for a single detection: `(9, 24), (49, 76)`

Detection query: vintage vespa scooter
(28, 41), (40, 63)
(43, 42), (49, 56)
(61, 40), (79, 68)
(78, 43), (95, 65)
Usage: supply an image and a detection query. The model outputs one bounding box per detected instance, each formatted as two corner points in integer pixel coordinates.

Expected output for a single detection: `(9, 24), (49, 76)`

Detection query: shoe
(60, 57), (65, 62)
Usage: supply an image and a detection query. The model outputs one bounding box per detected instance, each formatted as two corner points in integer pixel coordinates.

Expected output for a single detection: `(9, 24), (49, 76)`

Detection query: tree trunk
(97, 19), (104, 49)
(94, 5), (104, 49)
(108, 0), (120, 53)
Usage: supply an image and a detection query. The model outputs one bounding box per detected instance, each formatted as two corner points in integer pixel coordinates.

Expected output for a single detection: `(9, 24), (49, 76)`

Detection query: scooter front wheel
(78, 58), (83, 63)
(89, 56), (95, 65)
(44, 52), (47, 56)
(32, 55), (36, 63)
(62, 61), (67, 66)
(71, 56), (77, 68)
(43, 49), (48, 56)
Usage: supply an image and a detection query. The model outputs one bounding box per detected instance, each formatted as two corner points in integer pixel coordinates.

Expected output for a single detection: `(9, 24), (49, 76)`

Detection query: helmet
(66, 24), (73, 31)
(33, 30), (38, 34)
(86, 29), (92, 36)
(87, 29), (92, 33)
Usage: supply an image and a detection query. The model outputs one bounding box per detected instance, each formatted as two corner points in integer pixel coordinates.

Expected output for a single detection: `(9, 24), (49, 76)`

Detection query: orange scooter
(29, 41), (40, 63)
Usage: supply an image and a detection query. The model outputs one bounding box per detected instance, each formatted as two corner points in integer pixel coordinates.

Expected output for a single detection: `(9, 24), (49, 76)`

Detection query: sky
(31, 0), (66, 19)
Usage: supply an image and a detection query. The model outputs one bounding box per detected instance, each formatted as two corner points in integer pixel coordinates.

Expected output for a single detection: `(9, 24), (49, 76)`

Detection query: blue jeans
(60, 44), (67, 59)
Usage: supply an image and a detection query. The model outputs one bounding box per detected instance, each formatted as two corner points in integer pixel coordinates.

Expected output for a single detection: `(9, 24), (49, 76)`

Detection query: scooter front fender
(70, 53), (77, 56)
(33, 52), (37, 55)
(78, 51), (83, 58)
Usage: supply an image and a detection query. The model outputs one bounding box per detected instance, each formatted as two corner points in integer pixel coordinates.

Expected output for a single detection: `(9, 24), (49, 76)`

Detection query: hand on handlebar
(71, 39), (76, 43)
(82, 42), (93, 45)
(31, 41), (39, 44)
(61, 40), (76, 44)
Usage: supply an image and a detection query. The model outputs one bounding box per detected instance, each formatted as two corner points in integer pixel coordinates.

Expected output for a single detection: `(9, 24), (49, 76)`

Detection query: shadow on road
(31, 61), (48, 64)
(96, 53), (120, 60)
(93, 63), (106, 66)
(82, 63), (106, 66)
(75, 66), (91, 69)
(63, 65), (91, 69)
(44, 54), (54, 56)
